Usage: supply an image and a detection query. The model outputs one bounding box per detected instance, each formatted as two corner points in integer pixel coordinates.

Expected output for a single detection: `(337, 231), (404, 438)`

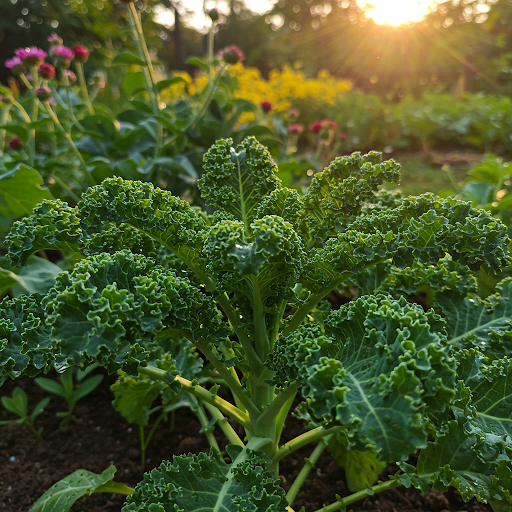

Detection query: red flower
(72, 45), (89, 63)
(219, 45), (244, 64)
(38, 63), (55, 80)
(8, 136), (24, 150)
(289, 123), (304, 134)
(260, 101), (272, 113)
(323, 119), (337, 130)
(309, 121), (323, 134)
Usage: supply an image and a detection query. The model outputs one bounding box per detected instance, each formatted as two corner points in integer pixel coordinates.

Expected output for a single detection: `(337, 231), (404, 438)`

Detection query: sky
(154, 0), (438, 30)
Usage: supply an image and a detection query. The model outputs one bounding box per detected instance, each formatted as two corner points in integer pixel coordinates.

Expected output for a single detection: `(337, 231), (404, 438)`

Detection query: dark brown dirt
(0, 371), (492, 512)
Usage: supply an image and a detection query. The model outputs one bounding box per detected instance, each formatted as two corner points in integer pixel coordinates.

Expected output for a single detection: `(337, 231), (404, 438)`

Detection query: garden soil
(0, 371), (491, 512)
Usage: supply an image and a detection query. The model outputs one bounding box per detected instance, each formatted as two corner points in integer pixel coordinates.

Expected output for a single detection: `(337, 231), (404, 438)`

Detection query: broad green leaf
(112, 372), (161, 426)
(122, 445), (288, 512)
(1, 387), (28, 417)
(11, 256), (62, 297)
(123, 72), (147, 96)
(185, 56), (209, 72)
(29, 466), (133, 512)
(0, 165), (52, 218)
(112, 52), (146, 66)
(156, 77), (187, 92)
(34, 377), (66, 397)
(327, 433), (386, 491)
(73, 374), (104, 402)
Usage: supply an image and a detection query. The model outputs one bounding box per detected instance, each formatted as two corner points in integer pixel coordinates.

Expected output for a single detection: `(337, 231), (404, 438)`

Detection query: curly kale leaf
(78, 177), (207, 274)
(304, 194), (509, 294)
(122, 445), (288, 512)
(198, 136), (280, 225)
(6, 199), (82, 267)
(270, 295), (456, 462)
(0, 295), (52, 385)
(303, 151), (401, 241)
(399, 418), (512, 506)
(435, 278), (512, 359)
(42, 250), (223, 374)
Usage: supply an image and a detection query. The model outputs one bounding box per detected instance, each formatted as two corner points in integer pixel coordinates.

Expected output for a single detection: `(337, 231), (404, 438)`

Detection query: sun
(359, 0), (436, 26)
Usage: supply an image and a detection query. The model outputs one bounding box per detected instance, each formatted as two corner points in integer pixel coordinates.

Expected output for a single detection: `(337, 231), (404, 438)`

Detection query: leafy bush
(2, 136), (512, 511)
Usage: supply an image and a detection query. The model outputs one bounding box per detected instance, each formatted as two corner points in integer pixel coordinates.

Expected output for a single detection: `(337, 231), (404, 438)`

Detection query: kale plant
(2, 136), (512, 511)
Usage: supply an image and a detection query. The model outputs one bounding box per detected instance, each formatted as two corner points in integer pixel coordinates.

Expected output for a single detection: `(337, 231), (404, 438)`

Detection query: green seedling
(0, 387), (50, 435)
(35, 365), (103, 432)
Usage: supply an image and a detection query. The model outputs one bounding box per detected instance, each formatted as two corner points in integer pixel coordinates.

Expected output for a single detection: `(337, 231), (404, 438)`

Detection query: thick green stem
(202, 401), (245, 447)
(19, 73), (33, 90)
(312, 479), (402, 512)
(256, 382), (300, 434)
(193, 339), (260, 417)
(286, 434), (332, 505)
(76, 62), (94, 115)
(273, 425), (342, 463)
(138, 365), (250, 429)
(43, 101), (95, 187)
(251, 275), (270, 362)
(61, 67), (75, 131)
(208, 21), (215, 73)
(10, 98), (31, 123)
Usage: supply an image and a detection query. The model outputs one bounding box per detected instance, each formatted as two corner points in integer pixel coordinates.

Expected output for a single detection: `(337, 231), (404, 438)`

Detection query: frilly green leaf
(122, 446), (288, 512)
(198, 136), (280, 225)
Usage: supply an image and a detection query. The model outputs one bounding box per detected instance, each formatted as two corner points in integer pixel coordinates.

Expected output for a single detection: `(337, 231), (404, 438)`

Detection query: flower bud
(260, 101), (272, 113)
(35, 86), (52, 101)
(219, 45), (244, 65)
(288, 108), (300, 121)
(72, 45), (89, 63)
(289, 123), (304, 134)
(208, 8), (220, 22)
(47, 33), (63, 46)
(8, 136), (24, 151)
(38, 62), (55, 80)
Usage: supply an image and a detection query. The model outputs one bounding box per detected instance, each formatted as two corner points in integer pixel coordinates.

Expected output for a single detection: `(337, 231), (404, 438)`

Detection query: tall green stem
(312, 479), (402, 512)
(127, 1), (163, 175)
(76, 62), (94, 115)
(202, 401), (245, 447)
(193, 398), (221, 453)
(286, 434), (332, 505)
(43, 101), (95, 187)
(0, 104), (12, 152)
(29, 87), (39, 166)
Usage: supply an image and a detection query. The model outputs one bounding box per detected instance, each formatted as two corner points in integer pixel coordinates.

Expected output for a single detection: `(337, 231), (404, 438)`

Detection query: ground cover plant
(1, 134), (512, 511)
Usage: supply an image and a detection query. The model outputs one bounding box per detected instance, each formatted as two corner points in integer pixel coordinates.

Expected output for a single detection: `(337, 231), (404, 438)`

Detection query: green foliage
(123, 445), (288, 512)
(0, 386), (49, 434)
(3, 136), (512, 511)
(35, 366), (103, 431)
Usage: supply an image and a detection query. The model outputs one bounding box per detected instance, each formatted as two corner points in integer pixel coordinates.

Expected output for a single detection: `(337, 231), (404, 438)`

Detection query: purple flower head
(5, 56), (24, 74)
(51, 46), (75, 68)
(35, 86), (52, 102)
(47, 33), (63, 46)
(15, 47), (47, 67)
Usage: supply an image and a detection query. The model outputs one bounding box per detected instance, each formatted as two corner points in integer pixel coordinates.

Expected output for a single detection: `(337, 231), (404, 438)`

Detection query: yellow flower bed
(160, 64), (352, 123)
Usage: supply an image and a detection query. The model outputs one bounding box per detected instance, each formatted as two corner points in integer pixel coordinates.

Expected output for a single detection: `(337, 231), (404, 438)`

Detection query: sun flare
(359, 0), (435, 26)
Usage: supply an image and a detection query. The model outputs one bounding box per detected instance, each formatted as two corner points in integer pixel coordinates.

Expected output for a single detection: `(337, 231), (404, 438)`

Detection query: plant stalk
(202, 401), (245, 447)
(76, 61), (94, 115)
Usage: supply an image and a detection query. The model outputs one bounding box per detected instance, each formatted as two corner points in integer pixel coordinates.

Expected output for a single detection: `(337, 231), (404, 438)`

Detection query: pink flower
(289, 123), (304, 134)
(339, 132), (348, 141)
(47, 33), (63, 46)
(72, 45), (89, 63)
(15, 47), (47, 67)
(51, 46), (75, 68)
(309, 121), (323, 134)
(8, 136), (24, 151)
(5, 56), (24, 74)
(66, 70), (77, 82)
(38, 63), (55, 80)
(219, 45), (244, 64)
(288, 108), (300, 120)
(260, 101), (272, 113)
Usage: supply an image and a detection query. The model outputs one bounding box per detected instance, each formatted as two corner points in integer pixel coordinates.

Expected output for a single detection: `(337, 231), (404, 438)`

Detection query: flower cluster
(5, 37), (90, 77)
